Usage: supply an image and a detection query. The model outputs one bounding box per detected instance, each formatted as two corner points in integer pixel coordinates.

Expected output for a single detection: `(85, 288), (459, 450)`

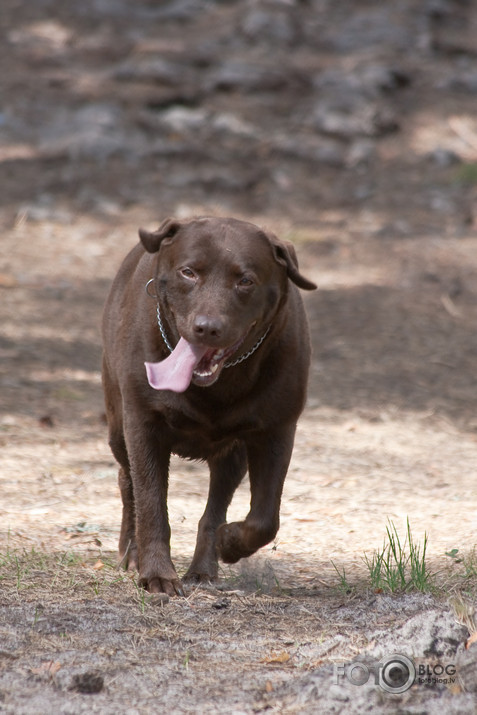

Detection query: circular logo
(379, 654), (416, 693)
(347, 662), (370, 686)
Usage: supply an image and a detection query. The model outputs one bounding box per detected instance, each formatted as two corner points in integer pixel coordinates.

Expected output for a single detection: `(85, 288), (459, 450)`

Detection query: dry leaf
(465, 631), (477, 649)
(311, 659), (324, 669)
(294, 517), (316, 523)
(31, 661), (61, 676)
(265, 680), (274, 692)
(93, 560), (105, 570)
(261, 651), (291, 665)
(0, 273), (17, 288)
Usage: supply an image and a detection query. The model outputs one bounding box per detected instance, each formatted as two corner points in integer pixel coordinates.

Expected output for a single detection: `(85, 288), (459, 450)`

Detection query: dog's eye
(180, 267), (196, 280)
(238, 276), (254, 287)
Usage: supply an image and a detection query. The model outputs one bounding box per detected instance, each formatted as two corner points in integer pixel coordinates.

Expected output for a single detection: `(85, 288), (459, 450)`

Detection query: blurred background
(1, 0), (477, 565)
(2, 0), (477, 227)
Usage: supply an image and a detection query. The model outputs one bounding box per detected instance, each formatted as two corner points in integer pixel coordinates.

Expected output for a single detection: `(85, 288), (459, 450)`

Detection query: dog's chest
(159, 403), (258, 459)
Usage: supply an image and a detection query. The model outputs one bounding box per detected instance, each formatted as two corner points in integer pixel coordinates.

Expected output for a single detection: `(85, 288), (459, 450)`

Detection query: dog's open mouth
(145, 332), (249, 393)
(191, 334), (248, 387)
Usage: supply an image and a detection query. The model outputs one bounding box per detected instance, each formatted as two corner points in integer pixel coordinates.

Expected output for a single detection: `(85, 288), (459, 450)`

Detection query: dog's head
(140, 216), (316, 392)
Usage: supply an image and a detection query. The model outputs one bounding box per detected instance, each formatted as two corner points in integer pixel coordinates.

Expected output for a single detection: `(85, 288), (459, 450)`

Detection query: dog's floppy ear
(139, 218), (182, 254)
(268, 233), (317, 291)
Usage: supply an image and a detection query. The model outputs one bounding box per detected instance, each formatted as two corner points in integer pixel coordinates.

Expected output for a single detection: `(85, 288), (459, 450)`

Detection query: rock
(347, 139), (377, 166)
(156, 106), (209, 132)
(211, 112), (258, 139)
(428, 148), (462, 167)
(326, 6), (415, 53)
(456, 645), (477, 693)
(114, 58), (191, 86)
(313, 102), (399, 139)
(310, 65), (404, 139)
(367, 608), (469, 660)
(153, 0), (209, 22)
(314, 65), (410, 102)
(240, 6), (301, 46)
(70, 671), (104, 694)
(206, 60), (292, 93)
(272, 135), (345, 167)
(262, 607), (473, 713)
(425, 0), (454, 22)
(446, 71), (477, 94)
(166, 165), (261, 192)
(358, 65), (412, 94)
(38, 104), (147, 161)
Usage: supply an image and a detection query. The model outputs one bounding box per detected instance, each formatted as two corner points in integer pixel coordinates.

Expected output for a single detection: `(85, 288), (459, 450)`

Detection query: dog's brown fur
(102, 216), (316, 595)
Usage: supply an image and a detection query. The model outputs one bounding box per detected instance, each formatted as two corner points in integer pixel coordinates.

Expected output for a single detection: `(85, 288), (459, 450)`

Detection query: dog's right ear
(139, 218), (182, 253)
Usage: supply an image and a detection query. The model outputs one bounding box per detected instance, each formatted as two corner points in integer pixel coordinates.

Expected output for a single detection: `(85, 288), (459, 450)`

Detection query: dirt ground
(2, 0), (477, 713)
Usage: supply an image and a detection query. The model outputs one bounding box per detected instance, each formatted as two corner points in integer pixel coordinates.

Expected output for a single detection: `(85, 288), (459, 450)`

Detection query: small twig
(430, 359), (457, 369)
(441, 293), (462, 318)
(117, 540), (131, 570)
(315, 578), (332, 588)
(317, 641), (344, 658)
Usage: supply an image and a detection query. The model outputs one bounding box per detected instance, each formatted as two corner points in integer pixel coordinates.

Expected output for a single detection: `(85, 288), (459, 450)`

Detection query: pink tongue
(145, 338), (208, 393)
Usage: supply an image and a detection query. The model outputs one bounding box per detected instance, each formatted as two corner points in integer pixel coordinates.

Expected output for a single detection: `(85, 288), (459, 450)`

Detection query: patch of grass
(407, 520), (430, 592)
(364, 518), (432, 594)
(455, 548), (477, 580)
(217, 565), (243, 590)
(445, 547), (477, 593)
(449, 593), (476, 635)
(463, 549), (477, 579)
(0, 546), (60, 591)
(0, 547), (131, 599)
(331, 560), (354, 595)
(454, 162), (477, 186)
(131, 577), (156, 613)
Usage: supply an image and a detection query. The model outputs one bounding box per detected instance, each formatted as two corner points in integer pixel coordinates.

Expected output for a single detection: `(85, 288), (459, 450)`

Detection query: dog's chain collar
(223, 323), (271, 368)
(154, 300), (271, 369)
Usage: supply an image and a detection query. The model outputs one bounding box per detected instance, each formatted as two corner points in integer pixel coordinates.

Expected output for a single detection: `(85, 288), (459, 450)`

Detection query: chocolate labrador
(102, 216), (316, 595)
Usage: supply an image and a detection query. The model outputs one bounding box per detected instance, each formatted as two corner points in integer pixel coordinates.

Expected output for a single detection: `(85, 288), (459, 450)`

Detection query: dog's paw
(183, 568), (217, 586)
(216, 522), (254, 564)
(139, 575), (184, 597)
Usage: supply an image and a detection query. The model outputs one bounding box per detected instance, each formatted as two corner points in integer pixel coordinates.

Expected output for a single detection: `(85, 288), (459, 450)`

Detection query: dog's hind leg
(102, 356), (138, 571)
(117, 464), (138, 571)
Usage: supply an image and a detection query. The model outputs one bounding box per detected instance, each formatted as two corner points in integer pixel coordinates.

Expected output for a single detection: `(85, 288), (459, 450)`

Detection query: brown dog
(102, 216), (316, 595)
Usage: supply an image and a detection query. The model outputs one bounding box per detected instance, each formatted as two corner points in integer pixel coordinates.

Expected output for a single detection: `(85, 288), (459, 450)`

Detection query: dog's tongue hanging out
(145, 339), (208, 393)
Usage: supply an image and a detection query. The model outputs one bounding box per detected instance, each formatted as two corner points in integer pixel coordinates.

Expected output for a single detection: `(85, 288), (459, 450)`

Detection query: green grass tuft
(364, 518), (433, 593)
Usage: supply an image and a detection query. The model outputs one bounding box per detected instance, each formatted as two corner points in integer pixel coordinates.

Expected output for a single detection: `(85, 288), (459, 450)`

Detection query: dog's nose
(193, 315), (224, 342)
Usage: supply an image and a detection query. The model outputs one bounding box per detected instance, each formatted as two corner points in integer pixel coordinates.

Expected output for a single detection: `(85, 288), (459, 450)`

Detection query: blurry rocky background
(1, 0), (477, 231)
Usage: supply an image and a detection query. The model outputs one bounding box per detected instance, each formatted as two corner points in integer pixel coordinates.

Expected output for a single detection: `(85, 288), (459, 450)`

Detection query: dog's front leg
(216, 424), (296, 563)
(124, 415), (183, 596)
(184, 443), (248, 584)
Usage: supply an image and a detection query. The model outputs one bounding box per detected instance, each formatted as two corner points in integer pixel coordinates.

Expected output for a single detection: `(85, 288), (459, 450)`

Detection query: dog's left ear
(268, 234), (317, 291)
(139, 217), (183, 253)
